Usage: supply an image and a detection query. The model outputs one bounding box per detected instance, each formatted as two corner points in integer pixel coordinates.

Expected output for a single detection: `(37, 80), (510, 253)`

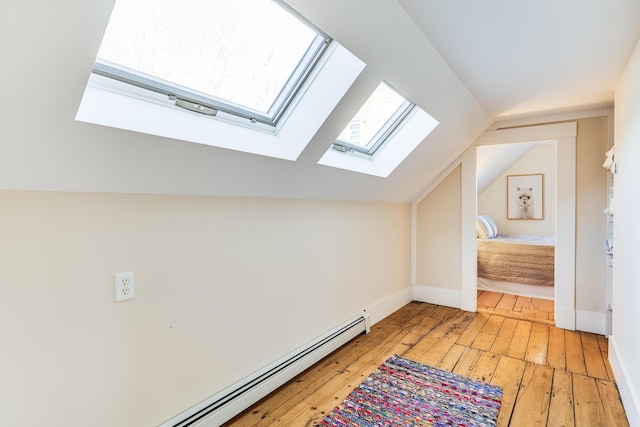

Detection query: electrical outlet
(115, 272), (135, 302)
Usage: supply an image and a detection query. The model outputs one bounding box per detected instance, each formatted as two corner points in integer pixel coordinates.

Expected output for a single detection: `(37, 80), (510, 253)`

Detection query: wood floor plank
(436, 343), (467, 372)
(452, 346), (483, 377)
(510, 363), (554, 426)
(565, 330), (587, 375)
(477, 291), (554, 324)
(408, 311), (476, 365)
(404, 309), (468, 360)
(582, 332), (609, 380)
(597, 335), (615, 382)
(597, 378), (630, 426)
(522, 306), (550, 323)
(532, 297), (554, 314)
(506, 320), (532, 360)
(490, 317), (518, 355)
(457, 313), (490, 346)
(496, 293), (518, 311)
(490, 355), (527, 427)
(524, 322), (549, 365)
(573, 373), (607, 427)
(472, 315), (504, 351)
(547, 326), (566, 370)
(468, 351), (499, 383)
(478, 290), (503, 308)
(513, 296), (532, 313)
(547, 368), (575, 427)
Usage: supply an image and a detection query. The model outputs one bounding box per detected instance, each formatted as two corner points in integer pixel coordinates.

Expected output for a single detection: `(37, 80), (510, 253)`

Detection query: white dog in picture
(516, 187), (534, 218)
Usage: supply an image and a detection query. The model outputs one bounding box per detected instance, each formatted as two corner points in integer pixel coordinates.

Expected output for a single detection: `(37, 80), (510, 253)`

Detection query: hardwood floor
(477, 290), (555, 325)
(227, 302), (628, 426)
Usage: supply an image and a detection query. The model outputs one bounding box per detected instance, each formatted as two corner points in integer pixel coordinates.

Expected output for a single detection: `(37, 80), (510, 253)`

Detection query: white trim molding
(575, 310), (607, 335)
(488, 108), (611, 131)
(364, 287), (413, 326)
(608, 336), (640, 427)
(412, 285), (461, 309)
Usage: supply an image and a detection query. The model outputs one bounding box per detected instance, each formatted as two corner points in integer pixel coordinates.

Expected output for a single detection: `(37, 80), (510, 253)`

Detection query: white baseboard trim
(555, 306), (576, 330)
(364, 287), (413, 326)
(608, 336), (640, 426)
(412, 285), (461, 309)
(575, 309), (606, 335)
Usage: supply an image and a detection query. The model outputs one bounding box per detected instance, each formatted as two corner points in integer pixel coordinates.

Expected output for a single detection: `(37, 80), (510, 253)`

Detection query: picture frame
(507, 174), (543, 220)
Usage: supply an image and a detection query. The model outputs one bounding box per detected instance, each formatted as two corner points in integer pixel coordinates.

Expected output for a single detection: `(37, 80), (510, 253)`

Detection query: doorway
(460, 122), (577, 330)
(475, 141), (556, 323)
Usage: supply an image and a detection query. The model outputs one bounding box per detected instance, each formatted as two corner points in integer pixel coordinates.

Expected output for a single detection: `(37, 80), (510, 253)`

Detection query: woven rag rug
(318, 354), (502, 427)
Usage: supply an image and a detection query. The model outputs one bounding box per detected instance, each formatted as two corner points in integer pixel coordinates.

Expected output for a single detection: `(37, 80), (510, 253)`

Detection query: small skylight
(318, 82), (438, 177)
(94, 0), (330, 126)
(332, 82), (414, 156)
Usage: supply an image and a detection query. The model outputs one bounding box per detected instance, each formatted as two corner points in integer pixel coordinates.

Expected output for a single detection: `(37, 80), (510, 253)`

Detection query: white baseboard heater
(159, 313), (371, 427)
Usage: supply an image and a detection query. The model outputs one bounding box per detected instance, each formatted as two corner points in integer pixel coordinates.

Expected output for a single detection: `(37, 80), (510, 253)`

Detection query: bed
(476, 214), (555, 289)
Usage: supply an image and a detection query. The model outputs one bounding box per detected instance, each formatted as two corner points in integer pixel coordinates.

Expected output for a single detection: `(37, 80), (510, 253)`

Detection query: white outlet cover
(115, 271), (135, 302)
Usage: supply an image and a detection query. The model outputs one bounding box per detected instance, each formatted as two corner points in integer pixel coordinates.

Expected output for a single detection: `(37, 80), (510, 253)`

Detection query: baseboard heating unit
(159, 313), (371, 427)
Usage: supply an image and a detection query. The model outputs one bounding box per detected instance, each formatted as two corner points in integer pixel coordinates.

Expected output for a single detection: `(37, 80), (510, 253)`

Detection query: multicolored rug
(319, 354), (502, 426)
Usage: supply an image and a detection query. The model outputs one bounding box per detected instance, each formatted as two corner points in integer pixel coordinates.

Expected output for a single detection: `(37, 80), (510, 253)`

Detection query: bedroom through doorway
(475, 141), (557, 323)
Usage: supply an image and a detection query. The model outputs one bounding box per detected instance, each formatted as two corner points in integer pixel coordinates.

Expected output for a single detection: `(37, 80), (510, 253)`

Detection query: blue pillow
(477, 214), (497, 238)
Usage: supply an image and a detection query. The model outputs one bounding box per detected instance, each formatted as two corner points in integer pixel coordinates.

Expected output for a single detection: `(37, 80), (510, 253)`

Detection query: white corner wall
(0, 191), (412, 427)
(610, 36), (640, 427)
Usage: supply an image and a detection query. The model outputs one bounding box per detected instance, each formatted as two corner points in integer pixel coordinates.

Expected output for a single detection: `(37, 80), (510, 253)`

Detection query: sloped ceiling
(398, 0), (640, 120)
(476, 143), (534, 194)
(1, 0), (638, 202)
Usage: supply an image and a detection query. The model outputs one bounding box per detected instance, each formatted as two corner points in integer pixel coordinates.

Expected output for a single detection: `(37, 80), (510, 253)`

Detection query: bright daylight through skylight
(96, 0), (329, 124)
(334, 82), (414, 156)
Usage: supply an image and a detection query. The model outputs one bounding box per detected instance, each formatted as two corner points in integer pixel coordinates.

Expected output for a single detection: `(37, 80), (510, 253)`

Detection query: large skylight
(94, 0), (330, 126)
(333, 82), (414, 156)
(76, 0), (366, 161)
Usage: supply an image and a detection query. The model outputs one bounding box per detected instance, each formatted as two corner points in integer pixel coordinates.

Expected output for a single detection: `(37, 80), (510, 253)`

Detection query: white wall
(0, 191), (411, 427)
(610, 36), (640, 426)
(478, 143), (556, 237)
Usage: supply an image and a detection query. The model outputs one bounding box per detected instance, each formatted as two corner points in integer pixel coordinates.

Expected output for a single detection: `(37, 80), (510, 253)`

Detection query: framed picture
(507, 174), (543, 220)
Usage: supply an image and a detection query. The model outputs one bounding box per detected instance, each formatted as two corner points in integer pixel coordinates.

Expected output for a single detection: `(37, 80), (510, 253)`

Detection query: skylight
(76, 0), (365, 161)
(94, 0), (330, 126)
(333, 82), (414, 156)
(318, 82), (438, 177)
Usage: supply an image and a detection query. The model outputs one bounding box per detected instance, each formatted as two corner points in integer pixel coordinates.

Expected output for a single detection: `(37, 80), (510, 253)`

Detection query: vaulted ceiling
(398, 0), (640, 120)
(1, 0), (639, 202)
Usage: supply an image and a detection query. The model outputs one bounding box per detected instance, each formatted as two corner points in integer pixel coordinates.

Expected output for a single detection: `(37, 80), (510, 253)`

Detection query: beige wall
(478, 143), (556, 237)
(0, 191), (411, 427)
(416, 165), (461, 289)
(574, 117), (608, 313)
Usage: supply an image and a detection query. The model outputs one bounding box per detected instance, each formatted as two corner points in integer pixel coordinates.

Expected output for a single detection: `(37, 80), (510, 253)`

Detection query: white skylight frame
(318, 102), (439, 178)
(332, 82), (416, 157)
(76, 1), (366, 161)
(92, 0), (331, 126)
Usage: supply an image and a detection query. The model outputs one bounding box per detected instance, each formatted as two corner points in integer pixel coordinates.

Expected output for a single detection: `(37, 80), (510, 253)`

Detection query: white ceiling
(1, 0), (639, 202)
(398, 0), (640, 119)
(476, 143), (535, 194)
